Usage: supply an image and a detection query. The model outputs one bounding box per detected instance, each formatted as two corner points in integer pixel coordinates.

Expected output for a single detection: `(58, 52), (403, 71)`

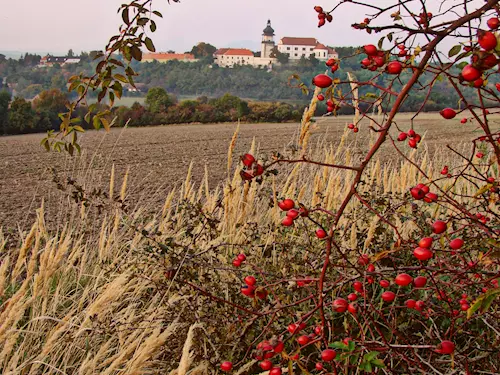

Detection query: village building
(213, 20), (337, 68)
(39, 55), (81, 67)
(213, 20), (277, 68)
(277, 37), (338, 61)
(142, 53), (198, 63)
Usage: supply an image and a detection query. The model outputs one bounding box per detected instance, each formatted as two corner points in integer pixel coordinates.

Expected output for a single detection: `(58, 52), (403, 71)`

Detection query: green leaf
(365, 363), (373, 373)
(349, 354), (359, 365)
(114, 74), (129, 84)
(93, 116), (101, 130)
(101, 118), (111, 131)
(448, 45), (462, 58)
(112, 82), (123, 99)
(97, 88), (107, 103)
(122, 8), (130, 25)
(145, 37), (156, 52)
(329, 341), (349, 350)
(387, 33), (393, 42)
(150, 20), (157, 32)
(348, 340), (355, 352)
(467, 287), (500, 318)
(137, 17), (149, 26)
(96, 60), (106, 73)
(109, 91), (115, 107)
(377, 36), (385, 50)
(364, 351), (379, 361)
(84, 112), (91, 124)
(40, 138), (50, 152)
(68, 81), (80, 92)
(456, 61), (468, 70)
(123, 45), (132, 61)
(372, 359), (386, 368)
(130, 45), (142, 61)
(73, 125), (85, 133)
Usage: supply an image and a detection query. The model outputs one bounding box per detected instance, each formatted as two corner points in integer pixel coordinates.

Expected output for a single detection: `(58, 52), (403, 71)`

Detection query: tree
(308, 53), (320, 67)
(32, 89), (70, 130)
(270, 47), (289, 64)
(7, 97), (36, 133)
(67, 49), (74, 57)
(20, 84), (43, 99)
(0, 90), (11, 134)
(145, 87), (176, 113)
(190, 42), (217, 58)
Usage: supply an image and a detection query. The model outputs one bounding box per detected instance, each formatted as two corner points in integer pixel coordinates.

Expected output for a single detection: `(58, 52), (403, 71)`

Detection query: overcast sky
(0, 0), (386, 55)
(0, 0), (488, 56)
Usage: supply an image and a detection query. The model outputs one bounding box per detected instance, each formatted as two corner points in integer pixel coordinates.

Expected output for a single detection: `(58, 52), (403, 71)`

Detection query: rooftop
(143, 53), (196, 60)
(280, 37), (318, 46)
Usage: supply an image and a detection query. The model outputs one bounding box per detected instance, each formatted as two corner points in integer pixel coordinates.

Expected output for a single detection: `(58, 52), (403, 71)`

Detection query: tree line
(0, 45), (496, 131)
(0, 87), (304, 135)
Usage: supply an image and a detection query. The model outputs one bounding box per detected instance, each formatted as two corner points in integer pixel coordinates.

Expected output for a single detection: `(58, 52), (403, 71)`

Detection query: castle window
(287, 47), (290, 50)
(302, 47), (306, 51)
(295, 47), (298, 50)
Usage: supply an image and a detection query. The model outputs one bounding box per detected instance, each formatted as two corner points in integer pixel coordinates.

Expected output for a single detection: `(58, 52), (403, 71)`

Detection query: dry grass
(0, 105), (498, 374)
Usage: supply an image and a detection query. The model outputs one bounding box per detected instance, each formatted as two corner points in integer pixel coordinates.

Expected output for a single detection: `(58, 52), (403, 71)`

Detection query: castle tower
(261, 20), (275, 58)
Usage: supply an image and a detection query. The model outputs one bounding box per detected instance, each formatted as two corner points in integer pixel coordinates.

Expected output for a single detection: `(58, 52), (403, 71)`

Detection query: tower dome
(263, 20), (275, 36)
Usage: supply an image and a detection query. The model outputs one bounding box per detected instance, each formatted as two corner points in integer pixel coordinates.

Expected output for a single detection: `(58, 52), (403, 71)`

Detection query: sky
(0, 0), (488, 57)
(0, 0), (385, 55)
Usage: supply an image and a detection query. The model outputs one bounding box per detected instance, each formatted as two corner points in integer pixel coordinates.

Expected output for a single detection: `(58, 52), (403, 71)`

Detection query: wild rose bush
(204, 0), (500, 373)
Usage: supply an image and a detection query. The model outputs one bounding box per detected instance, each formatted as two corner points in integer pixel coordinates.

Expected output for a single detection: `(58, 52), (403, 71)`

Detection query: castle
(213, 20), (338, 68)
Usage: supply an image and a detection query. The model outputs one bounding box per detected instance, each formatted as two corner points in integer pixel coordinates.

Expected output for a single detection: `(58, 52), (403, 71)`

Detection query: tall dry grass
(0, 106), (494, 374)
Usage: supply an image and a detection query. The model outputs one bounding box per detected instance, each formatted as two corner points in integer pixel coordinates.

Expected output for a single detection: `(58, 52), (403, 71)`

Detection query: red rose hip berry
(395, 273), (413, 287)
(413, 247), (433, 261)
(381, 291), (396, 302)
(312, 74), (333, 88)
(220, 362), (233, 372)
(432, 220), (447, 234)
(435, 340), (455, 355)
(321, 349), (337, 362)
(440, 108), (457, 119)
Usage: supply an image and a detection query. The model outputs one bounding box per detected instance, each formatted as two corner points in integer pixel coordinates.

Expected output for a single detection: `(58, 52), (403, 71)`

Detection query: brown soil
(0, 114), (497, 231)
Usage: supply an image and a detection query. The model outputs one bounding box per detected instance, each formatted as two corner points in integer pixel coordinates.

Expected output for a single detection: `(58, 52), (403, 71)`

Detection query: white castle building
(213, 20), (337, 68)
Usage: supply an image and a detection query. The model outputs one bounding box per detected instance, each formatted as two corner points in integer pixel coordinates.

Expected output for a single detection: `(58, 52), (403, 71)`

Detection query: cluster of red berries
(361, 44), (386, 71)
(254, 338), (286, 374)
(314, 6), (332, 28)
(417, 11), (433, 27)
(232, 253), (247, 267)
(347, 123), (359, 133)
(316, 94), (341, 113)
(409, 183), (438, 203)
(360, 44), (403, 74)
(279, 199), (307, 226)
(396, 43), (409, 58)
(241, 275), (268, 299)
(397, 128), (421, 148)
(326, 57), (339, 73)
(240, 153), (264, 181)
(458, 27), (499, 88)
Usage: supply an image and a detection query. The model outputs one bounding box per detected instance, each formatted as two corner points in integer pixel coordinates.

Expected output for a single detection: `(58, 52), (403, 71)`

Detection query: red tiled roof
(214, 48), (229, 55)
(327, 47), (337, 54)
(314, 43), (327, 50)
(143, 53), (196, 60)
(222, 48), (254, 56)
(280, 37), (318, 46)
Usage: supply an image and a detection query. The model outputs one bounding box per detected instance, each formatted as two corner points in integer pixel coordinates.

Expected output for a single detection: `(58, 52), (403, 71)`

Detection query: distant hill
(0, 51), (65, 60)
